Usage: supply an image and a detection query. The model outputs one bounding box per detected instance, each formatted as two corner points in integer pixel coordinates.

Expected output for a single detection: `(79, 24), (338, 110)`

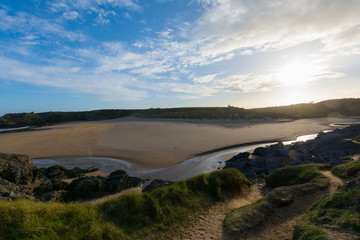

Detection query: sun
(276, 61), (321, 86)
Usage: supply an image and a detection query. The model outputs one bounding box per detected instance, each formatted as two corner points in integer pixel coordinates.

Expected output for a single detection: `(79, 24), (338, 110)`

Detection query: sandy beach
(0, 117), (358, 169)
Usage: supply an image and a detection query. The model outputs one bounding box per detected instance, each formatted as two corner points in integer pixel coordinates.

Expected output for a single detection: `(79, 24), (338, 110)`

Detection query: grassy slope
(0, 169), (250, 240)
(294, 160), (360, 240)
(293, 180), (360, 240)
(223, 164), (331, 232)
(1, 98), (360, 126)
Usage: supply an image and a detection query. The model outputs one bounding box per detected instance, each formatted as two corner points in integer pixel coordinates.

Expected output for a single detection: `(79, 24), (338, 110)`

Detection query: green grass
(224, 164), (331, 236)
(353, 136), (360, 144)
(0, 200), (124, 240)
(294, 180), (360, 240)
(0, 168), (250, 240)
(332, 159), (360, 178)
(265, 163), (331, 188)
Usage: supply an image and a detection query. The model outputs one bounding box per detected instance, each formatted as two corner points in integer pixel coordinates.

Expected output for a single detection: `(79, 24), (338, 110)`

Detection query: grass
(0, 200), (124, 240)
(223, 164), (331, 235)
(332, 159), (360, 178)
(265, 163), (331, 188)
(294, 179), (360, 240)
(0, 168), (250, 240)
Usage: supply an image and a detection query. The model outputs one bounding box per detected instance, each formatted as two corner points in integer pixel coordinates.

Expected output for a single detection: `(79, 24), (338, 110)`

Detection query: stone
(0, 178), (33, 200)
(46, 165), (67, 181)
(32, 167), (47, 182)
(0, 153), (34, 184)
(248, 156), (267, 175)
(253, 147), (270, 157)
(68, 176), (107, 199)
(142, 179), (174, 192)
(105, 170), (142, 193)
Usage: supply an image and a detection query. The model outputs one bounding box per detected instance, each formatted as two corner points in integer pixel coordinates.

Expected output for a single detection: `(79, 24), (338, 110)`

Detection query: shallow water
(33, 131), (328, 181)
(0, 126), (31, 132)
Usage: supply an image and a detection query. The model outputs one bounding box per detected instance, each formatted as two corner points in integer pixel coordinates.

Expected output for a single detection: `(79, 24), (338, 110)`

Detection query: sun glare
(277, 61), (321, 86)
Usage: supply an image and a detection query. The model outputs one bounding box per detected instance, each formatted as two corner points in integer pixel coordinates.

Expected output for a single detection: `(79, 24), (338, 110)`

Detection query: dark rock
(227, 152), (250, 162)
(66, 167), (86, 178)
(248, 156), (267, 175)
(253, 147), (270, 157)
(264, 156), (285, 174)
(0, 178), (33, 200)
(68, 176), (106, 199)
(0, 153), (34, 184)
(46, 165), (67, 181)
(33, 181), (70, 202)
(143, 179), (174, 192)
(65, 166), (99, 178)
(36, 190), (69, 202)
(105, 170), (142, 193)
(32, 167), (46, 182)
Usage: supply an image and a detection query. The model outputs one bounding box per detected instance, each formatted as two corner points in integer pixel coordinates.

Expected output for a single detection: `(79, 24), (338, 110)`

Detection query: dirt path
(174, 171), (344, 240)
(224, 171), (344, 240)
(173, 189), (262, 240)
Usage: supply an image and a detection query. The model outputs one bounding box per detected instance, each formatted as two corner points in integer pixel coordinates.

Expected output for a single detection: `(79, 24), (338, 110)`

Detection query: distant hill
(250, 98), (360, 118)
(1, 98), (359, 128)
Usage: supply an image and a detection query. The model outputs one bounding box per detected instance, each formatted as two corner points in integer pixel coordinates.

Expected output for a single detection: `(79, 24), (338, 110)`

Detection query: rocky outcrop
(33, 181), (70, 202)
(0, 179), (33, 200)
(105, 170), (143, 194)
(0, 153), (33, 184)
(142, 179), (174, 192)
(225, 124), (360, 178)
(68, 176), (107, 200)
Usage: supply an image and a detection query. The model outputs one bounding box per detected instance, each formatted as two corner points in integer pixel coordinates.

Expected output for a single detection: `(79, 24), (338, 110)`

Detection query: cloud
(0, 56), (147, 101)
(0, 6), (83, 41)
(192, 0), (360, 57)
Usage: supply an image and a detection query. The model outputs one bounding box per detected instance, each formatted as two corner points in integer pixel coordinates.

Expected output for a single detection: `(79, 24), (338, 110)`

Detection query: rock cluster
(0, 153), (143, 202)
(225, 124), (360, 180)
(142, 179), (174, 192)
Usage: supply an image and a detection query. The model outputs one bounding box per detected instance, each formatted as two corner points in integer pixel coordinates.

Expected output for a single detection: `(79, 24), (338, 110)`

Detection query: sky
(0, 0), (360, 115)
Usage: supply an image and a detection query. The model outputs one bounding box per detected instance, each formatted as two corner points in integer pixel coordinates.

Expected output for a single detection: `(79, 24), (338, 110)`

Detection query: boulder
(68, 176), (106, 199)
(248, 156), (267, 175)
(142, 179), (174, 192)
(0, 178), (33, 200)
(105, 170), (142, 193)
(253, 147), (270, 157)
(264, 156), (285, 174)
(32, 167), (47, 182)
(0, 153), (33, 184)
(65, 166), (99, 178)
(227, 152), (250, 162)
(46, 165), (67, 181)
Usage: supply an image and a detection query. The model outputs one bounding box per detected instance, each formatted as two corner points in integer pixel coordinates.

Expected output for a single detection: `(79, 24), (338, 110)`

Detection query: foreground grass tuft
(0, 200), (124, 240)
(332, 159), (360, 178)
(0, 168), (250, 240)
(265, 163), (331, 188)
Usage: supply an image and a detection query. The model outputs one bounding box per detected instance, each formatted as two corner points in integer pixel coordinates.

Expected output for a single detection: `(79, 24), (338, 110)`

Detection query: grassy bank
(0, 168), (250, 240)
(223, 164), (331, 236)
(294, 180), (360, 240)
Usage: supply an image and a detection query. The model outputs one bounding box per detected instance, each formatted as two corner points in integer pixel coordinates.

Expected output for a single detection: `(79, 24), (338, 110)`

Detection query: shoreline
(1, 117), (359, 169)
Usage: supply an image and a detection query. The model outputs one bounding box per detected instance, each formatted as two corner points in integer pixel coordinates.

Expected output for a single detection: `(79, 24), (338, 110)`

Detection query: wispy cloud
(0, 0), (357, 104)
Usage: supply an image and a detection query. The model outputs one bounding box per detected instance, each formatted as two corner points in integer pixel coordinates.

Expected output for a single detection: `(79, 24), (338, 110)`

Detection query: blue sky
(1, 0), (360, 115)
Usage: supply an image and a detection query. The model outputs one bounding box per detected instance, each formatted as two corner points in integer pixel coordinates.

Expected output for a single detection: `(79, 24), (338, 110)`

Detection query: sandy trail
(173, 189), (262, 240)
(223, 171), (344, 240)
(173, 171), (344, 240)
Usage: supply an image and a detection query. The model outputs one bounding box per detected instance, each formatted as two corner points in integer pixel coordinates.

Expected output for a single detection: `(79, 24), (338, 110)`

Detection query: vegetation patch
(223, 164), (331, 238)
(0, 169), (249, 240)
(265, 163), (331, 188)
(332, 159), (360, 178)
(294, 179), (360, 240)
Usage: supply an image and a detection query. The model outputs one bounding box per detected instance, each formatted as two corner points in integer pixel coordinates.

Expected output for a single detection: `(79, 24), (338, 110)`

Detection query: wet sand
(0, 117), (358, 168)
